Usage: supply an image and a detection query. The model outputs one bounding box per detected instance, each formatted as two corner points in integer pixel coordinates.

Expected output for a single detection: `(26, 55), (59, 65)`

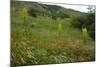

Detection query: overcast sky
(18, 0), (95, 12)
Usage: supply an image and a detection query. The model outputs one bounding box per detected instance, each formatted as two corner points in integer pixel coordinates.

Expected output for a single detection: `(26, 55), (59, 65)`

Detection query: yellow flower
(57, 18), (62, 32)
(21, 8), (28, 17)
(82, 27), (88, 42)
(58, 23), (62, 32)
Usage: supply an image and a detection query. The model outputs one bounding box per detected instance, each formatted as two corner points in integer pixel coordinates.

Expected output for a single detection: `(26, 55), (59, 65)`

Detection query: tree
(71, 14), (88, 29)
(87, 6), (95, 40)
(28, 7), (37, 17)
(71, 6), (95, 40)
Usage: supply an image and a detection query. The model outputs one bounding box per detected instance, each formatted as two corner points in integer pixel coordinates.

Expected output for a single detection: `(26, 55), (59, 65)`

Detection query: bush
(71, 15), (88, 29)
(28, 8), (37, 17)
(71, 12), (95, 40)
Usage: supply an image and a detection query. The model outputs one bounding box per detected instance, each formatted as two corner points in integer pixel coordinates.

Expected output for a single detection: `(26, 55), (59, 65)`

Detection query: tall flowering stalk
(12, 7), (17, 43)
(82, 27), (88, 44)
(12, 7), (16, 16)
(12, 7), (16, 28)
(21, 8), (28, 23)
(57, 18), (62, 34)
(21, 8), (28, 36)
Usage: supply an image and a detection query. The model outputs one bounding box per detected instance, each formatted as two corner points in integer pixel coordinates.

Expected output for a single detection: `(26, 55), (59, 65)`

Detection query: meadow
(11, 1), (95, 66)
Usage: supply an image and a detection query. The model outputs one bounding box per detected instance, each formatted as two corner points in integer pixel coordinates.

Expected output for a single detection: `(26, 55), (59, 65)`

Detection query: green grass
(11, 8), (95, 66)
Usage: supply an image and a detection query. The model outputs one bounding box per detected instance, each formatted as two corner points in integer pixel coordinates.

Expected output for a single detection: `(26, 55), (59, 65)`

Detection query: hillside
(11, 1), (95, 66)
(11, 1), (86, 18)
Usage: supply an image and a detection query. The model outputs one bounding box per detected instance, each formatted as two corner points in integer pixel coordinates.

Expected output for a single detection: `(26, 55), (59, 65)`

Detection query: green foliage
(71, 8), (95, 40)
(11, 1), (95, 66)
(28, 7), (37, 17)
(71, 15), (88, 28)
(57, 9), (69, 18)
(87, 10), (95, 40)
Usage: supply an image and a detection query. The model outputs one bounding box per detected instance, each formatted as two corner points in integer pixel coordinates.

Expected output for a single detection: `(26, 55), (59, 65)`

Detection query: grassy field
(11, 3), (95, 66)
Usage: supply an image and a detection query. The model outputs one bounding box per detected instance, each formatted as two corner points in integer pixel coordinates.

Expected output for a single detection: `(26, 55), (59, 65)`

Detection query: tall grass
(11, 7), (95, 66)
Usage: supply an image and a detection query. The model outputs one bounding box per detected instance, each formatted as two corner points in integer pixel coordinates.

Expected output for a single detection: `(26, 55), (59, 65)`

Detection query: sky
(17, 0), (96, 12)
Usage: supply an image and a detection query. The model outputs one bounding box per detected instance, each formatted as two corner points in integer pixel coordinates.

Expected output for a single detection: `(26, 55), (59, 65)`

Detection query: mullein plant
(57, 18), (63, 34)
(82, 26), (88, 44)
(12, 7), (16, 28)
(20, 8), (28, 36)
(12, 7), (16, 16)
(11, 7), (17, 42)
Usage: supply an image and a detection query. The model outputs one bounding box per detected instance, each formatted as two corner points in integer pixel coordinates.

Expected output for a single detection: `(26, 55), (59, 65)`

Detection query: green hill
(11, 1), (95, 66)
(11, 1), (87, 19)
